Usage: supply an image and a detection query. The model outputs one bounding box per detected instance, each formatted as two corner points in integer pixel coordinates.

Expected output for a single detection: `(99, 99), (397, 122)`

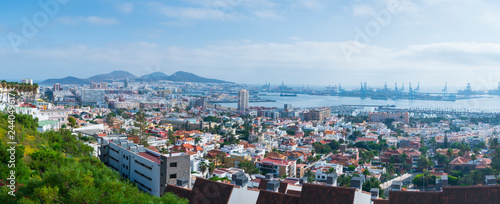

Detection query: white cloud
(56, 16), (119, 26)
(293, 0), (324, 10)
(254, 10), (282, 20)
(86, 16), (119, 25)
(148, 2), (234, 20)
(4, 41), (500, 87)
(117, 2), (134, 14)
(351, 4), (375, 17)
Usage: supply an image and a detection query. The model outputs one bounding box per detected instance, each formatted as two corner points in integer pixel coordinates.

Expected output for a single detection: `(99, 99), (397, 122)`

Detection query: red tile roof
(137, 152), (161, 164)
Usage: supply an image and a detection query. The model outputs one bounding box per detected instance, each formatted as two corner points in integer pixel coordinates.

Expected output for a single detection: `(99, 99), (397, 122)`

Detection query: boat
(280, 93), (297, 97)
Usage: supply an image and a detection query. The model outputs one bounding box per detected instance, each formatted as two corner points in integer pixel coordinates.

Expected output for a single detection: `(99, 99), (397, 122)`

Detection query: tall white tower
(238, 89), (249, 111)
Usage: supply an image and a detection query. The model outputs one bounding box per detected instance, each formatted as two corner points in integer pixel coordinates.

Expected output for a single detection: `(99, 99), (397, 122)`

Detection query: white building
(98, 138), (191, 197)
(221, 144), (244, 154)
(237, 90), (249, 111)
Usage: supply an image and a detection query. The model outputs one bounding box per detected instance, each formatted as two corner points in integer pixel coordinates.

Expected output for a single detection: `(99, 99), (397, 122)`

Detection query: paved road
(305, 153), (333, 170)
(381, 173), (417, 189)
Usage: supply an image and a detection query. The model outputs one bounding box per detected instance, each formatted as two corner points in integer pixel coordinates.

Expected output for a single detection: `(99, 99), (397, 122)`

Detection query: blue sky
(2, 0), (500, 90)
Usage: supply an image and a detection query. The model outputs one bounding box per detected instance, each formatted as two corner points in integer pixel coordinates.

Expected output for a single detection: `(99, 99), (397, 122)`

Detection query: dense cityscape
(1, 75), (500, 203)
(3, 0), (500, 203)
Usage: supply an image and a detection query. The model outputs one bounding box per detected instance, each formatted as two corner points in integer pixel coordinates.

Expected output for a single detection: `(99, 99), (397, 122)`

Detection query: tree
(130, 109), (149, 146)
(348, 165), (356, 171)
(418, 155), (431, 171)
(199, 161), (208, 178)
(362, 169), (371, 176)
(105, 113), (115, 128)
(471, 154), (477, 166)
(208, 163), (216, 178)
(447, 148), (453, 158)
(362, 177), (385, 198)
(443, 134), (449, 148)
(305, 169), (315, 183)
(328, 167), (336, 174)
(412, 171), (436, 188)
(68, 116), (76, 128)
(238, 161), (259, 174)
(194, 137), (202, 145)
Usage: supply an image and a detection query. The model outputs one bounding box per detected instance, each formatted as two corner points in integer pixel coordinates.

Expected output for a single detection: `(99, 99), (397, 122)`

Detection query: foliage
(0, 111), (187, 203)
(412, 173), (437, 187)
(362, 177), (385, 199)
(238, 161), (260, 174)
(203, 116), (219, 123)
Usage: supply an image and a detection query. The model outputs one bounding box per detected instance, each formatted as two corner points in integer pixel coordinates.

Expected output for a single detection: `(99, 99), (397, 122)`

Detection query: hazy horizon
(2, 0), (500, 89)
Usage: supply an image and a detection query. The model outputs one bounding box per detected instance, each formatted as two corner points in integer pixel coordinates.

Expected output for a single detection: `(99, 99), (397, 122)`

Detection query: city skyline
(2, 0), (500, 88)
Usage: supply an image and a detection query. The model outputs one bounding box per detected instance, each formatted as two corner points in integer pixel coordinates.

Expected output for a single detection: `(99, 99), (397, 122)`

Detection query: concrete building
(81, 89), (106, 103)
(237, 89), (249, 111)
(21, 78), (33, 85)
(256, 157), (296, 178)
(369, 112), (409, 124)
(224, 153), (253, 168)
(98, 138), (191, 197)
(304, 108), (331, 121)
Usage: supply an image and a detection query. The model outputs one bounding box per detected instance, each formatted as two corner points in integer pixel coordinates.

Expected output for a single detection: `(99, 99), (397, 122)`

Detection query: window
(123, 164), (125, 168)
(170, 162), (177, 167)
(170, 174), (177, 179)
(123, 155), (125, 159)
(126, 156), (128, 160)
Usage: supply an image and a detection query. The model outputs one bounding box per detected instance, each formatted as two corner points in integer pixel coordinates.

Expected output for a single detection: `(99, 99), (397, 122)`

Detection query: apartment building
(256, 157), (296, 178)
(98, 138), (190, 197)
(224, 153), (253, 168)
(369, 112), (410, 124)
(304, 108), (331, 121)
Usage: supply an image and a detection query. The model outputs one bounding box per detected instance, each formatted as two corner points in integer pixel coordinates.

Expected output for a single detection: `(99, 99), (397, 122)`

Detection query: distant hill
(167, 71), (231, 83)
(42, 70), (233, 84)
(140, 72), (170, 81)
(42, 76), (90, 85)
(88, 70), (137, 81)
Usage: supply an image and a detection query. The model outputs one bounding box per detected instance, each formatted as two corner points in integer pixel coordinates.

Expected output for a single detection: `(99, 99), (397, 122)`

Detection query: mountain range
(41, 70), (233, 84)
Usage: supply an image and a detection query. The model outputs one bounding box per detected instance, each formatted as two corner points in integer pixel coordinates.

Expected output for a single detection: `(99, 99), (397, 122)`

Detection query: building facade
(238, 89), (249, 111)
(98, 138), (191, 197)
(369, 112), (410, 124)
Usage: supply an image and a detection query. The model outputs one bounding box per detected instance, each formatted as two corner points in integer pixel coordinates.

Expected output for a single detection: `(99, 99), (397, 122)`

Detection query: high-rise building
(237, 89), (249, 111)
(53, 83), (60, 92)
(21, 78), (33, 85)
(124, 79), (129, 88)
(82, 89), (105, 103)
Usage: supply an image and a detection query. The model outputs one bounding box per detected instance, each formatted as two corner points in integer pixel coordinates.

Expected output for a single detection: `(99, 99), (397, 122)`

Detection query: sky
(2, 0), (500, 90)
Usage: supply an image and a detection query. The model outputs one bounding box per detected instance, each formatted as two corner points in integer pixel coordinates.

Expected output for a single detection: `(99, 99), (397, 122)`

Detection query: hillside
(140, 72), (170, 81)
(41, 76), (90, 85)
(88, 70), (138, 81)
(42, 70), (233, 84)
(0, 112), (187, 204)
(167, 71), (232, 83)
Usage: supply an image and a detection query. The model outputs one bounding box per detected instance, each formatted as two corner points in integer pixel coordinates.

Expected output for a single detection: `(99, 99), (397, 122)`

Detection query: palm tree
(328, 167), (335, 174)
(447, 148), (453, 158)
(305, 169), (314, 183)
(194, 137), (202, 145)
(471, 154), (477, 166)
(208, 163), (216, 179)
(199, 161), (208, 178)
